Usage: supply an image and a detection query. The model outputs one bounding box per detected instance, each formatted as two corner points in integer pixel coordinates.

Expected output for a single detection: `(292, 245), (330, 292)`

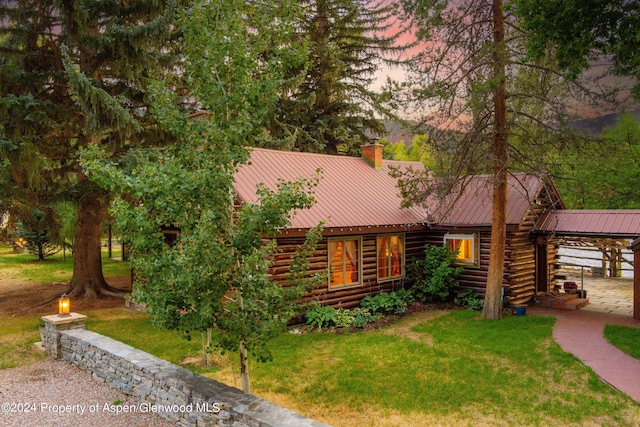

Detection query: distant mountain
(569, 109), (640, 135)
(381, 119), (428, 145)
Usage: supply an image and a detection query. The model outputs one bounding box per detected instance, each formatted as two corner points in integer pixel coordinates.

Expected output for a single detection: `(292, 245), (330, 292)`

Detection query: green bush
(305, 306), (380, 329)
(407, 244), (463, 303)
(305, 305), (337, 328)
(454, 288), (484, 310)
(361, 290), (413, 315)
(334, 308), (354, 328)
(350, 307), (380, 328)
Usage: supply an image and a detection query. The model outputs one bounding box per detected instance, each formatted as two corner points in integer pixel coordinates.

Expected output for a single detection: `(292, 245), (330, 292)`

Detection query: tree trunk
(240, 340), (251, 394)
(482, 0), (508, 320)
(67, 189), (122, 299)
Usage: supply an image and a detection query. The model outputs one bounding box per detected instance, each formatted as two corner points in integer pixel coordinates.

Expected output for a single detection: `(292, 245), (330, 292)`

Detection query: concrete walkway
(529, 306), (640, 402)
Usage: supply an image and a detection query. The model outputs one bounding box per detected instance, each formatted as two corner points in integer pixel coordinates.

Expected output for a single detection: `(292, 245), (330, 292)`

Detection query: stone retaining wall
(41, 315), (328, 427)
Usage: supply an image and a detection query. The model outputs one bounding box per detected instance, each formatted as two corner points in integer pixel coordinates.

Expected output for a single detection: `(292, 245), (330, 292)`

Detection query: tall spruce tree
(0, 0), (186, 298)
(259, 0), (405, 155)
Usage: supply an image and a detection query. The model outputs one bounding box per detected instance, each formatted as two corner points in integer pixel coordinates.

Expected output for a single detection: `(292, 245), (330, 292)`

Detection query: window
(377, 234), (404, 281)
(328, 237), (361, 288)
(444, 233), (479, 266)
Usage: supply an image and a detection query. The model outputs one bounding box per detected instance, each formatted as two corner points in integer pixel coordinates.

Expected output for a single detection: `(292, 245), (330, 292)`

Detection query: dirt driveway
(0, 274), (132, 317)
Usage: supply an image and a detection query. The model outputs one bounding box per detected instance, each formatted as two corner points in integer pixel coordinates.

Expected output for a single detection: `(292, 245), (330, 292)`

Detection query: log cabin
(233, 144), (565, 308)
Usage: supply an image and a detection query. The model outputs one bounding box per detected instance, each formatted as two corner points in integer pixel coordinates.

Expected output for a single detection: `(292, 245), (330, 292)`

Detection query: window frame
(327, 236), (363, 289)
(444, 233), (479, 267)
(376, 233), (405, 282)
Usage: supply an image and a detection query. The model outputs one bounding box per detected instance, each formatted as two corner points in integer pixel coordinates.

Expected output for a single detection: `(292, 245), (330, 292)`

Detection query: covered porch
(535, 210), (640, 320)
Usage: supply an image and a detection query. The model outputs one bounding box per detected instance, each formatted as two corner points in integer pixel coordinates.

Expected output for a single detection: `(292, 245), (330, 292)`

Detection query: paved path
(529, 306), (640, 402)
(562, 272), (634, 316)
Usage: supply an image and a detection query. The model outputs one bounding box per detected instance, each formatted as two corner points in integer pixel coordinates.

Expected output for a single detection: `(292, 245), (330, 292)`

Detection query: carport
(535, 210), (640, 320)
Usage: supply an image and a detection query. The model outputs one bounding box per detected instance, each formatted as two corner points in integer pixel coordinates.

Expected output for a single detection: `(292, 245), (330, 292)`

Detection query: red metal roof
(535, 210), (640, 237)
(234, 148), (427, 230)
(234, 148), (555, 231)
(433, 173), (552, 226)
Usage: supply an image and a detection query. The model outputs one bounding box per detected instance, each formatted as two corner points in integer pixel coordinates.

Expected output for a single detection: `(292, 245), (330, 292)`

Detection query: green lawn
(82, 309), (640, 426)
(0, 315), (46, 369)
(1, 245), (638, 425)
(0, 244), (131, 283)
(605, 324), (640, 360)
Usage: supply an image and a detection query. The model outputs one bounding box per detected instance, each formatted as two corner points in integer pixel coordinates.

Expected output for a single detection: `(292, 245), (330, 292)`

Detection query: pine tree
(259, 0), (405, 155)
(395, 0), (618, 318)
(0, 0), (186, 298)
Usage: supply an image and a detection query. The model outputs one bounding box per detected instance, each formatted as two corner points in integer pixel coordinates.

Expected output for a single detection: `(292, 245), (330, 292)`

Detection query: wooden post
(610, 247), (617, 278)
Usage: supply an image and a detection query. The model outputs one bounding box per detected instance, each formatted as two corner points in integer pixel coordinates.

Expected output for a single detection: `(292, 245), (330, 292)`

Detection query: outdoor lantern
(58, 294), (70, 316)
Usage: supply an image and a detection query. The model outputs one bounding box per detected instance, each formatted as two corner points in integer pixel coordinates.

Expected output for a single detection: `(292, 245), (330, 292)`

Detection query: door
(536, 243), (548, 293)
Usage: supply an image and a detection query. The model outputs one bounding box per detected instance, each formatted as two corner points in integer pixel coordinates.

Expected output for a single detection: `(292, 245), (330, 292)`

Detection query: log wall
(272, 230), (429, 309)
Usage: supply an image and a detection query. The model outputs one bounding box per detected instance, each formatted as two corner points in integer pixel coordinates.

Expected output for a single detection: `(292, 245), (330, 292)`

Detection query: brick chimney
(361, 143), (383, 169)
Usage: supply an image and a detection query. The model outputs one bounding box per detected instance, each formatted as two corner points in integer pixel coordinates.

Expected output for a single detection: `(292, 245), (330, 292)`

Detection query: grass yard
(0, 246), (639, 425)
(605, 324), (640, 360)
(81, 308), (640, 426)
(0, 244), (130, 284)
(0, 315), (46, 369)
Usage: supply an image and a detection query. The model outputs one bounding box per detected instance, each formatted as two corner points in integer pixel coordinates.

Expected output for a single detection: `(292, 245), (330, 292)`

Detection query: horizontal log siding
(271, 230), (427, 309)
(506, 187), (561, 304)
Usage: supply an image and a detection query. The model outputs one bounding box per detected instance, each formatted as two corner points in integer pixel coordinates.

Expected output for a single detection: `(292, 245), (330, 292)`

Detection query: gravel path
(0, 358), (173, 427)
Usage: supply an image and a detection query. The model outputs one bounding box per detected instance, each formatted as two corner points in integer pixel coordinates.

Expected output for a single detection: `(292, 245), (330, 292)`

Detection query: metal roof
(434, 173), (552, 226)
(535, 210), (640, 237)
(234, 148), (427, 230)
(234, 148), (555, 231)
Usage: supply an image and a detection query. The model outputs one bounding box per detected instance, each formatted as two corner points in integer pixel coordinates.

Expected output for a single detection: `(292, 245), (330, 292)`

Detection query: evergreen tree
(259, 0), (405, 155)
(395, 0), (617, 318)
(514, 0), (640, 99)
(0, 0), (186, 298)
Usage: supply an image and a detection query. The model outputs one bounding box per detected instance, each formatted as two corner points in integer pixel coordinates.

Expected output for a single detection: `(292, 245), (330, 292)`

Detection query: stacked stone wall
(40, 318), (328, 427)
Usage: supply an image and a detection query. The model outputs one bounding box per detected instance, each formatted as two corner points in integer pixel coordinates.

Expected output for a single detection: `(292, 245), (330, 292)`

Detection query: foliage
(259, 0), (407, 155)
(306, 305), (338, 329)
(551, 113), (640, 209)
(408, 244), (463, 303)
(82, 0), (322, 393)
(361, 289), (413, 315)
(393, 0), (617, 319)
(382, 134), (437, 168)
(0, 0), (187, 296)
(454, 288), (484, 310)
(349, 307), (380, 328)
(333, 308), (355, 328)
(513, 0), (640, 99)
(305, 305), (380, 329)
(16, 208), (59, 260)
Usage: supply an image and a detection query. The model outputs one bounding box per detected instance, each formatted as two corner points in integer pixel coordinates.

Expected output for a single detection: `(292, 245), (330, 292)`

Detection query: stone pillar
(40, 313), (87, 359)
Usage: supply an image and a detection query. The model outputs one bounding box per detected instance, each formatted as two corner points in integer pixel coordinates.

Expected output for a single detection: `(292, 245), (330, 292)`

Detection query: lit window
(444, 233), (479, 266)
(377, 235), (404, 281)
(328, 238), (361, 288)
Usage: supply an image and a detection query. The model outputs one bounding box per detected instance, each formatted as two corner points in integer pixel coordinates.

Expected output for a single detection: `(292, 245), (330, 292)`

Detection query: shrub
(349, 307), (379, 328)
(334, 308), (354, 328)
(407, 244), (463, 303)
(454, 288), (484, 310)
(361, 290), (412, 315)
(305, 305), (337, 328)
(305, 306), (380, 329)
